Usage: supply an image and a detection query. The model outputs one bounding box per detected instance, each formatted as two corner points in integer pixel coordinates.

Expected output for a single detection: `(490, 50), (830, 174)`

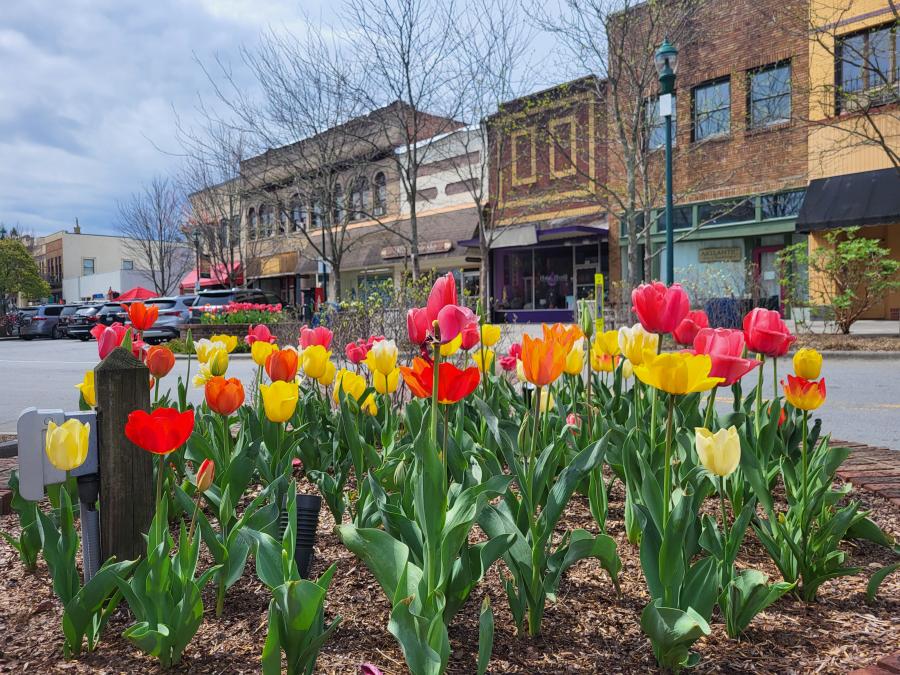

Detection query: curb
(810, 351), (900, 360)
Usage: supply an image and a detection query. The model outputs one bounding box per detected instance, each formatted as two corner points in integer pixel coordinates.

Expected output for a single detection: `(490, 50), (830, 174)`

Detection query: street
(1, 337), (898, 449)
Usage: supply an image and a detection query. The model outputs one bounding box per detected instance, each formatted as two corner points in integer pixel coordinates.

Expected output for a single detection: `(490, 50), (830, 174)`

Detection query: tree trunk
(479, 239), (491, 318)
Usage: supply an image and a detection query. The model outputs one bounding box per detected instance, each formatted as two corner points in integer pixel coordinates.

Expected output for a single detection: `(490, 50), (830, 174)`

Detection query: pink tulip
(407, 307), (430, 345)
(426, 272), (458, 323)
(91, 322), (128, 359)
(693, 327), (760, 386)
(245, 324), (275, 346)
(631, 282), (690, 334)
(436, 305), (476, 345)
(742, 307), (795, 357)
(672, 309), (709, 346)
(345, 339), (370, 364)
(460, 319), (480, 350)
(359, 665), (384, 675)
(499, 342), (521, 371)
(299, 325), (333, 349)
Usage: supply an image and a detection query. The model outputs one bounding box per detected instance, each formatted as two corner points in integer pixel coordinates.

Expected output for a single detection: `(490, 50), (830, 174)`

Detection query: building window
(248, 208), (257, 240)
(645, 95), (677, 149)
(837, 23), (899, 112)
(277, 207), (288, 235)
(549, 116), (577, 178)
(373, 172), (387, 216)
(748, 62), (791, 128)
(260, 205), (275, 237)
(311, 199), (323, 228)
(82, 258), (95, 276)
(761, 189), (805, 219)
(332, 184), (345, 224)
(510, 127), (536, 186)
(693, 78), (731, 141)
(122, 259), (134, 271)
(290, 195), (307, 231)
(350, 177), (369, 220)
(697, 197), (756, 226)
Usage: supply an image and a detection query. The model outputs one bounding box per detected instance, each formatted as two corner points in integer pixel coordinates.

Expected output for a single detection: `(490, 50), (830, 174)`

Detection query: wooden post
(94, 347), (153, 562)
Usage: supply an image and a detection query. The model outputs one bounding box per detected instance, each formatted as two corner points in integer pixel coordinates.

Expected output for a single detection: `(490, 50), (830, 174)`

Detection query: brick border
(834, 440), (900, 507)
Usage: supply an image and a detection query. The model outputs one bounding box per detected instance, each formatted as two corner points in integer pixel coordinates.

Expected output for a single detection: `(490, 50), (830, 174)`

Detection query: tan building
(797, 0), (900, 320)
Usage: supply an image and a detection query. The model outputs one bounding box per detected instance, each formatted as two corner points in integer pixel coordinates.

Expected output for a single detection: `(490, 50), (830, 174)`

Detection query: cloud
(0, 0), (304, 236)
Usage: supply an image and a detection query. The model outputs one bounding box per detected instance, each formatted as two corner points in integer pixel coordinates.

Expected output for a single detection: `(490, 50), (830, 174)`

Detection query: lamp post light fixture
(655, 38), (678, 285)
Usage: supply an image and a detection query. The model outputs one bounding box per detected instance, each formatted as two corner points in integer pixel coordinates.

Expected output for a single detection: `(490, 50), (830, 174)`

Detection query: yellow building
(798, 0), (900, 319)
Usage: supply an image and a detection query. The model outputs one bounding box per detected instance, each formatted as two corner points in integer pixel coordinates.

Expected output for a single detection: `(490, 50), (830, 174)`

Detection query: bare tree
(117, 176), (192, 296)
(343, 0), (468, 279)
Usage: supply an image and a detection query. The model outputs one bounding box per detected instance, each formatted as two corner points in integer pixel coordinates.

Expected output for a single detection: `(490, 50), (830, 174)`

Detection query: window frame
(373, 172), (387, 216)
(82, 257), (96, 276)
(121, 259), (134, 271)
(692, 77), (732, 142)
(836, 22), (899, 113)
(747, 61), (792, 129)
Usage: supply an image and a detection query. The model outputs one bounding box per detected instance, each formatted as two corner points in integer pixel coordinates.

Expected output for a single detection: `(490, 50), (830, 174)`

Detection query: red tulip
(265, 348), (299, 382)
(437, 305), (477, 345)
(399, 357), (480, 404)
(672, 309), (709, 346)
(460, 319), (481, 350)
(91, 322), (128, 359)
(407, 307), (430, 345)
(245, 324), (276, 346)
(299, 325), (333, 349)
(146, 345), (175, 379)
(196, 458), (215, 492)
(205, 376), (245, 416)
(631, 282), (690, 334)
(426, 272), (458, 324)
(499, 342), (522, 371)
(124, 407), (195, 455)
(345, 339), (369, 364)
(126, 302), (158, 332)
(742, 307), (796, 357)
(693, 327), (760, 386)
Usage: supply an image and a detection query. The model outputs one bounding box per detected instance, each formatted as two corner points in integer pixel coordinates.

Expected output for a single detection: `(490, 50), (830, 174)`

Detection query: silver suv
(138, 295), (197, 343)
(18, 304), (66, 340)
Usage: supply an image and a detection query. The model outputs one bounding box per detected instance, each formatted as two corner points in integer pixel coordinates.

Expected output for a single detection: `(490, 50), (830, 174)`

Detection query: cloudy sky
(0, 0), (323, 236)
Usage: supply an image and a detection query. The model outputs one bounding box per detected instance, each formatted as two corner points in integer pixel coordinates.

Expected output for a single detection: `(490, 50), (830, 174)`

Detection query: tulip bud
(208, 348), (229, 377)
(45, 419), (90, 472)
(578, 299), (595, 340)
(694, 426), (741, 477)
(196, 458), (215, 492)
(793, 348), (822, 380)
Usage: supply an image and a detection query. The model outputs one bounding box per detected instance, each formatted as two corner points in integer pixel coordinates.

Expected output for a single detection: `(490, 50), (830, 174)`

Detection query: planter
(180, 322), (304, 347)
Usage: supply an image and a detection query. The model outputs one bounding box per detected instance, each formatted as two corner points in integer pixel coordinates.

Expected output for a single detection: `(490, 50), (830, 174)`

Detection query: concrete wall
(62, 269), (155, 302)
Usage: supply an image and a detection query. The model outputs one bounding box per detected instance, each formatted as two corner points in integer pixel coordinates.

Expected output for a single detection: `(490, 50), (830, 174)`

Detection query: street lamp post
(193, 231), (201, 294)
(655, 38), (678, 285)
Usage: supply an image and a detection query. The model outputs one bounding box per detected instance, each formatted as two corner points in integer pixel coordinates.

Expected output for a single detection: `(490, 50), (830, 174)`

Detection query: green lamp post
(655, 38), (678, 285)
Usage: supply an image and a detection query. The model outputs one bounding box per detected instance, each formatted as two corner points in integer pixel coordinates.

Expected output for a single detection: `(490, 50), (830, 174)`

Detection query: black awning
(796, 167), (900, 233)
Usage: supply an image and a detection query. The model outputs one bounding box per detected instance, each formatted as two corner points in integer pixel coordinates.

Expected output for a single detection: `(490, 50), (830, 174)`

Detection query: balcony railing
(837, 71), (900, 113)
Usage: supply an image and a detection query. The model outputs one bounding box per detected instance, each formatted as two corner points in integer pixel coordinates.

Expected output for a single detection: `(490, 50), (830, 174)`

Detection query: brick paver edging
(833, 439), (900, 507)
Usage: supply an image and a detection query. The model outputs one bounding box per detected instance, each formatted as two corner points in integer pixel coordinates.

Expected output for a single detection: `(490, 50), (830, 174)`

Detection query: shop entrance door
(752, 246), (783, 311)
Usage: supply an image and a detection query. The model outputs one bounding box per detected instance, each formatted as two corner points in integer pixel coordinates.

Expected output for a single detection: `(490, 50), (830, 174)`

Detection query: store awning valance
(796, 168), (900, 233)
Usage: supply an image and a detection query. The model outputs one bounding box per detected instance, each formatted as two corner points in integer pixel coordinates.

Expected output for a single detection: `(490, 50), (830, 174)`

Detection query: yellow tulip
(515, 358), (526, 383)
(373, 367), (400, 394)
(481, 324), (501, 347)
(633, 352), (724, 395)
(195, 338), (227, 364)
(302, 345), (331, 380)
(695, 426), (741, 477)
(259, 380), (298, 423)
(210, 334), (238, 353)
(618, 324), (659, 366)
(440, 333), (462, 357)
(75, 371), (96, 407)
(208, 348), (229, 377)
(45, 419), (90, 472)
(334, 368), (378, 415)
(621, 359), (634, 380)
(252, 341), (279, 367)
(593, 329), (621, 357)
(472, 348), (495, 375)
(539, 388), (555, 413)
(193, 363), (212, 388)
(317, 360), (336, 387)
(564, 340), (584, 375)
(793, 348), (822, 380)
(365, 339), (398, 376)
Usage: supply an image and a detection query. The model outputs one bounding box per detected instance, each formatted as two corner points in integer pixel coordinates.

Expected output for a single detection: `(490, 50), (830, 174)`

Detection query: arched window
(355, 177), (370, 220)
(290, 195), (307, 231)
(349, 181), (361, 221)
(248, 208), (257, 239)
(277, 206), (288, 235)
(261, 205), (274, 237)
(332, 184), (344, 224)
(374, 172), (387, 216)
(311, 199), (323, 228)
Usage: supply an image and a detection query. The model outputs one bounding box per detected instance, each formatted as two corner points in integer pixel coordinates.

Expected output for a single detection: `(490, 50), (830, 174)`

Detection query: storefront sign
(381, 240), (453, 259)
(699, 246), (742, 263)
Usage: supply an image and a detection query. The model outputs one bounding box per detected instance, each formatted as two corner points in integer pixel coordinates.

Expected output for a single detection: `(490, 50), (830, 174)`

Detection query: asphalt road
(1, 337), (898, 449)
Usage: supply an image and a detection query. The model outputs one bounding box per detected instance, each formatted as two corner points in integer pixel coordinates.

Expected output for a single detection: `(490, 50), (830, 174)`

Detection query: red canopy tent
(180, 263), (243, 294)
(117, 286), (157, 301)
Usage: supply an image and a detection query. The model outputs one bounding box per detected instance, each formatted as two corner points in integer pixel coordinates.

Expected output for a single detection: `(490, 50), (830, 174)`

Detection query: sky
(0, 0), (322, 236)
(0, 0), (565, 238)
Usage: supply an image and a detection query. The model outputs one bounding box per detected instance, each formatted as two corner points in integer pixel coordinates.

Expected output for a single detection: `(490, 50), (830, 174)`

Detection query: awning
(459, 224), (538, 249)
(796, 168), (900, 232)
(180, 262), (242, 291)
(458, 215), (608, 249)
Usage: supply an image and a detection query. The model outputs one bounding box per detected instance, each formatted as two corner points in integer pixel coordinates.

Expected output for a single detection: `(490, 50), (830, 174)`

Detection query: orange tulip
(521, 333), (567, 386)
(265, 348), (299, 382)
(205, 376), (245, 416)
(146, 345), (175, 379)
(399, 357), (480, 404)
(126, 302), (159, 332)
(196, 458), (215, 492)
(541, 323), (583, 354)
(782, 375), (826, 411)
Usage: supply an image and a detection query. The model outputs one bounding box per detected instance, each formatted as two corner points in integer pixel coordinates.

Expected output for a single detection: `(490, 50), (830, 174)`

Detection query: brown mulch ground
(1, 476), (897, 674)
(793, 334), (900, 352)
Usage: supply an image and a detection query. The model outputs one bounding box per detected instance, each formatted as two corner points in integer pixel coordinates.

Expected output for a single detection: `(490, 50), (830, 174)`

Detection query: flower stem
(800, 409), (809, 561)
(772, 357), (778, 401)
(155, 454), (165, 540)
(718, 475), (731, 586)
(754, 354), (766, 438)
(662, 394), (675, 529)
(704, 385), (718, 430)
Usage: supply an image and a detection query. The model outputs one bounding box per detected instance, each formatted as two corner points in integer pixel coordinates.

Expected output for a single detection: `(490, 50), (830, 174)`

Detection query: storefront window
(534, 247), (572, 310)
(496, 250), (534, 310)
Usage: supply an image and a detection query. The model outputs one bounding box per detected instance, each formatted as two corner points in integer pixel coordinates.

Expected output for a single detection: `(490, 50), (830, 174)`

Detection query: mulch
(0, 475), (898, 674)
(793, 334), (900, 352)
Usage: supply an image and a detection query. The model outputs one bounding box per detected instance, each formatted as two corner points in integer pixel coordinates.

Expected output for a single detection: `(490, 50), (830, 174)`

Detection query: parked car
(66, 304), (104, 341)
(95, 301), (131, 327)
(18, 304), (66, 340)
(189, 289), (286, 320)
(56, 304), (85, 337)
(137, 295), (196, 343)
